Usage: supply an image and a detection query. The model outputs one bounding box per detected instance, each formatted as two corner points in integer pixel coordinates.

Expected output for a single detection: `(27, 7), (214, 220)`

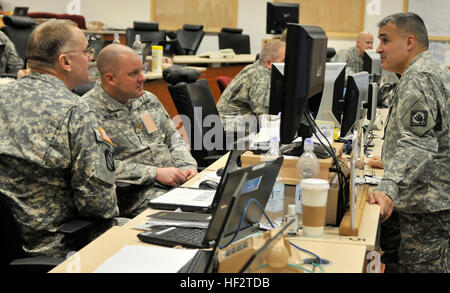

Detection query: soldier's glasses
(61, 46), (95, 57)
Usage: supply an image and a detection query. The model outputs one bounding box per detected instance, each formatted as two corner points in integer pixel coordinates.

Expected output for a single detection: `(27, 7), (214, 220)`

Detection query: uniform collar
(25, 71), (68, 90)
(91, 80), (131, 112)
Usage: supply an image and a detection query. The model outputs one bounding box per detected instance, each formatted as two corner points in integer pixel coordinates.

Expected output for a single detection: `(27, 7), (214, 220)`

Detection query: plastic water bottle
(295, 138), (320, 227)
(286, 204), (298, 236)
(132, 34), (144, 63)
(261, 136), (285, 229)
(112, 32), (121, 44)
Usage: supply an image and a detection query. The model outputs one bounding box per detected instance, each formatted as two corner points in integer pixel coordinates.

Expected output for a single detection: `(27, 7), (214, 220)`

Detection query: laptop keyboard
(166, 227), (206, 243)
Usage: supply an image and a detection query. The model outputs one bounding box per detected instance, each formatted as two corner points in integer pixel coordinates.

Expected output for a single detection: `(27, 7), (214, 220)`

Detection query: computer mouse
(216, 167), (224, 177)
(199, 180), (219, 190)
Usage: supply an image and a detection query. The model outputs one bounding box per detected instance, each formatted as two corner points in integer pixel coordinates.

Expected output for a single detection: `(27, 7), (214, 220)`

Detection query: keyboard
(138, 227), (208, 248)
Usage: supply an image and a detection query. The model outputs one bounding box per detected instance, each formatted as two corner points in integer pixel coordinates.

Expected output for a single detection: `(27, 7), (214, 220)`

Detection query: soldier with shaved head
(84, 44), (197, 217)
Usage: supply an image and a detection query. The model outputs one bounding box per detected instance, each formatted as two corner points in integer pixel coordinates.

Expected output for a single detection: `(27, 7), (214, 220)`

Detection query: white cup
(301, 178), (329, 237)
(151, 45), (163, 72)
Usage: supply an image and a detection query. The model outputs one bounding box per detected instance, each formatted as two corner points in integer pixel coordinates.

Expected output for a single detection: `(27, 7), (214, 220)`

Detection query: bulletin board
(151, 0), (238, 33)
(275, 0), (365, 38)
(404, 0), (450, 41)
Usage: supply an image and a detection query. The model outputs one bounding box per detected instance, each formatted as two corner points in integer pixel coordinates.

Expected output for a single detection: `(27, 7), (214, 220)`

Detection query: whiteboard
(406, 0), (450, 40)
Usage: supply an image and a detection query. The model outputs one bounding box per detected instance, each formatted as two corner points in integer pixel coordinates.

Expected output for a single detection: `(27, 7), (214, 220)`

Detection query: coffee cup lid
(300, 178), (329, 190)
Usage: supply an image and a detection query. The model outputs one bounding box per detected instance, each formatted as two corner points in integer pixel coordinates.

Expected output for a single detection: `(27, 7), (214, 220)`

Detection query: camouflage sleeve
(114, 160), (157, 185)
(68, 105), (119, 218)
(3, 36), (24, 74)
(248, 72), (270, 117)
(376, 74), (439, 206)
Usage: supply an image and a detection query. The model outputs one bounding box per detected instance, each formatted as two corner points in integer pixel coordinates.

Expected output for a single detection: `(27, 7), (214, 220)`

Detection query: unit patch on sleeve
(410, 110), (428, 127)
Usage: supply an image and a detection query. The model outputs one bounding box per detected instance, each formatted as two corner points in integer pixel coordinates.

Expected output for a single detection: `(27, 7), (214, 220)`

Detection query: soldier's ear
(405, 34), (416, 51)
(58, 54), (72, 71)
(104, 72), (115, 85)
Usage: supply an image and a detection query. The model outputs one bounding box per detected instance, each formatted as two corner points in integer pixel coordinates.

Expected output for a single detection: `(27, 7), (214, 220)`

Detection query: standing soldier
(368, 12), (449, 273)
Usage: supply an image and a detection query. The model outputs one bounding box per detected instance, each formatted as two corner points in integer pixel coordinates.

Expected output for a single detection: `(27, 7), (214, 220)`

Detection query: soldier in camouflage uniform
(84, 44), (198, 217)
(0, 20), (119, 257)
(216, 41), (285, 133)
(331, 31), (373, 78)
(368, 13), (449, 273)
(0, 30), (24, 75)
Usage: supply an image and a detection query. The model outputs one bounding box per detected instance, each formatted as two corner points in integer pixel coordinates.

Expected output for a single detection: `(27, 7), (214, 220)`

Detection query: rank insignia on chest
(98, 127), (114, 145)
(410, 110), (427, 127)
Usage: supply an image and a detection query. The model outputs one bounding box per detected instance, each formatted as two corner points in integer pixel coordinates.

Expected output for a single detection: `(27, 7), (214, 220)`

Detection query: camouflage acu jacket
(376, 51), (450, 213)
(0, 31), (24, 74)
(216, 61), (271, 120)
(0, 72), (118, 257)
(84, 82), (197, 213)
(331, 46), (363, 77)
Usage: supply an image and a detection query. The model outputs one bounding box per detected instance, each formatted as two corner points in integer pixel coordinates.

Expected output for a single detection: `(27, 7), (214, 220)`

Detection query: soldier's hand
(367, 156), (383, 169)
(368, 190), (394, 222)
(155, 167), (187, 186)
(183, 169), (198, 180)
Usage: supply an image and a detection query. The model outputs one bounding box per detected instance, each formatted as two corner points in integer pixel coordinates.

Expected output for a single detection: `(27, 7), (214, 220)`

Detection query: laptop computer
(148, 149), (246, 213)
(138, 156), (283, 249)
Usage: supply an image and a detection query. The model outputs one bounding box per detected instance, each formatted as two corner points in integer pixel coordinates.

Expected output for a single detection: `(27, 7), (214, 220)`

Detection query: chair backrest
(1, 15), (36, 63)
(216, 76), (232, 93)
(59, 13), (86, 29)
(0, 192), (27, 271)
(126, 21), (166, 47)
(175, 24), (205, 55)
(26, 12), (59, 19)
(72, 81), (96, 96)
(168, 79), (226, 165)
(218, 27), (250, 54)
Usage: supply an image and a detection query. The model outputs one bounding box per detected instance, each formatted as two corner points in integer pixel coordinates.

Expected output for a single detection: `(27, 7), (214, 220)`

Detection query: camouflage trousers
(381, 210), (450, 273)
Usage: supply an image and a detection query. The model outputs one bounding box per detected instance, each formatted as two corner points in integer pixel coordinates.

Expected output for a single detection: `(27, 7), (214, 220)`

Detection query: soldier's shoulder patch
(410, 110), (428, 127)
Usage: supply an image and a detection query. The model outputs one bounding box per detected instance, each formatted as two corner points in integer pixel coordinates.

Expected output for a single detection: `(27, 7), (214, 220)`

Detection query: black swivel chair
(164, 67), (228, 169)
(0, 191), (110, 272)
(175, 24), (204, 55)
(218, 27), (251, 54)
(126, 21), (166, 47)
(1, 15), (36, 66)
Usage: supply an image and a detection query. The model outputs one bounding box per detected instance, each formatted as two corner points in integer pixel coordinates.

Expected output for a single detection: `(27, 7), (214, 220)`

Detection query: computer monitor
(363, 82), (378, 144)
(363, 50), (381, 84)
(158, 40), (185, 57)
(266, 2), (299, 34)
(276, 24), (328, 145)
(268, 62), (285, 116)
(309, 62), (346, 127)
(339, 72), (369, 139)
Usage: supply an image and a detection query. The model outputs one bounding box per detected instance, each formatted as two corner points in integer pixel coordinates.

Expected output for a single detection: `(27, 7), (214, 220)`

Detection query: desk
(172, 54), (256, 66)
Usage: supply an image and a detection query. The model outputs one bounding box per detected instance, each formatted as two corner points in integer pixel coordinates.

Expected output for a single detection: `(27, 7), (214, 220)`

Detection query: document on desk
(149, 187), (216, 208)
(94, 245), (198, 273)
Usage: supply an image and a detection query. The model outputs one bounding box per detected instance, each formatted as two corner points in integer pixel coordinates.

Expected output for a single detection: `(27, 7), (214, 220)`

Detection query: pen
(144, 63), (149, 74)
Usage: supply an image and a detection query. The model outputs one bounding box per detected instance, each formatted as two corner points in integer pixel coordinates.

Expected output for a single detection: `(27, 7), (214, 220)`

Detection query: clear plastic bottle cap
(304, 138), (314, 151)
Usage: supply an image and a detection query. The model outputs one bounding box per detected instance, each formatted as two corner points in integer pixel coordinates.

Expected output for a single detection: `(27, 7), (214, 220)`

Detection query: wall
(2, 0), (448, 64)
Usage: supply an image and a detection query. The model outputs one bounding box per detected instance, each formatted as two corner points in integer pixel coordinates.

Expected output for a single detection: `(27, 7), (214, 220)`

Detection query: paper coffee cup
(301, 179), (329, 237)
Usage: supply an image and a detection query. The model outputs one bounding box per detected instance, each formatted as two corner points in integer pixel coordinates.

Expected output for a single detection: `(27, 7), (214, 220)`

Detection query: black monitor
(275, 24), (327, 145)
(158, 40), (185, 57)
(13, 7), (28, 16)
(339, 72), (369, 139)
(309, 62), (346, 127)
(363, 49), (381, 84)
(268, 62), (285, 116)
(266, 2), (299, 34)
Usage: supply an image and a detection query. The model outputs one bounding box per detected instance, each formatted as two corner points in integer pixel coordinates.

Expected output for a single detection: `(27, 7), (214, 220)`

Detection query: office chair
(72, 81), (96, 96)
(327, 47), (336, 62)
(0, 191), (112, 272)
(218, 27), (250, 54)
(1, 15), (36, 65)
(175, 24), (205, 55)
(59, 13), (87, 29)
(126, 21), (166, 47)
(165, 70), (228, 169)
(216, 76), (232, 93)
